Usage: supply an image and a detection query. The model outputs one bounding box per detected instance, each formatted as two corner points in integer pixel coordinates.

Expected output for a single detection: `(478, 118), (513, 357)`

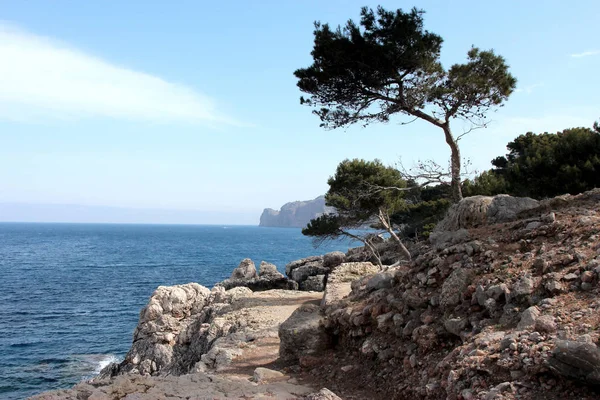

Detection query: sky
(0, 0), (599, 225)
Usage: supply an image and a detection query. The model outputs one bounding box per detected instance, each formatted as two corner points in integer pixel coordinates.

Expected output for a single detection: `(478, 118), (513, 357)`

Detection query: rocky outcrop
(285, 251), (350, 292)
(217, 259), (298, 291)
(259, 195), (334, 228)
(435, 194), (539, 231)
(299, 189), (600, 399)
(321, 262), (379, 307)
(31, 367), (320, 400)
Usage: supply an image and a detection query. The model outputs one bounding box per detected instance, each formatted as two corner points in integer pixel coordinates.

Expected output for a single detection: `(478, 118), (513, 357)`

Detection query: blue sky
(0, 0), (599, 224)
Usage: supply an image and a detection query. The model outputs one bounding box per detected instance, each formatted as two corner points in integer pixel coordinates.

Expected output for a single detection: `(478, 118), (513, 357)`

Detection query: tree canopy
(295, 6), (517, 203)
(463, 124), (600, 199)
(302, 158), (411, 264)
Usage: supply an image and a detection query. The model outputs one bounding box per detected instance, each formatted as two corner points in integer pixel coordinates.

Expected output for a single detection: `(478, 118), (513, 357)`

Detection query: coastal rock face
(259, 195), (334, 228)
(100, 284), (318, 378)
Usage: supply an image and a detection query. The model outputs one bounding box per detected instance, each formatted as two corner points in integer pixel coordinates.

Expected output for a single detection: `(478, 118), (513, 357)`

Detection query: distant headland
(259, 195), (333, 228)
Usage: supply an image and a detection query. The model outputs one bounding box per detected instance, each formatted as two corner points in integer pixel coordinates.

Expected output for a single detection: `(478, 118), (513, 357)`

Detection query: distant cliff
(259, 196), (334, 228)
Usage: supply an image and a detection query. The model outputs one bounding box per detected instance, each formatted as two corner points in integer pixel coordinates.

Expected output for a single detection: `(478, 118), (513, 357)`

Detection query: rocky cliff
(259, 195), (334, 228)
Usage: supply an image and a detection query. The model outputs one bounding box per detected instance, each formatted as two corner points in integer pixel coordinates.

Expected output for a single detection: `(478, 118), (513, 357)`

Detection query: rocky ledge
(32, 189), (600, 400)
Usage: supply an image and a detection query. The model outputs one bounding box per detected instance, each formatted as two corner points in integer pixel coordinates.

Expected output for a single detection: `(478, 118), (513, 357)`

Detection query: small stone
(340, 365), (354, 372)
(253, 367), (285, 383)
(409, 354), (417, 368)
(581, 271), (594, 283)
(582, 282), (593, 291)
(545, 280), (564, 294)
(535, 315), (557, 333)
(517, 306), (540, 330)
(529, 332), (542, 342)
(526, 221), (544, 230)
(563, 273), (579, 281)
(532, 257), (547, 273)
(512, 275), (535, 298)
(541, 212), (556, 223)
(444, 317), (469, 337)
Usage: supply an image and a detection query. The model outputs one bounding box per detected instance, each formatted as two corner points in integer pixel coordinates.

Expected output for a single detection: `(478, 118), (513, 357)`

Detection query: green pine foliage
(464, 125), (600, 199)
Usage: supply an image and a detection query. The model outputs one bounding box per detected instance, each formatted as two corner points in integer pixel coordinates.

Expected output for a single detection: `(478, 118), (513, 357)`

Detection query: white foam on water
(93, 354), (121, 374)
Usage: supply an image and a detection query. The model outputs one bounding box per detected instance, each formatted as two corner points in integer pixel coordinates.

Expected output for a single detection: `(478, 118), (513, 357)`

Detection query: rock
(258, 261), (284, 278)
(305, 388), (343, 400)
(510, 275), (535, 302)
(545, 279), (564, 294)
(549, 340), (600, 384)
(253, 367), (285, 383)
(230, 258), (257, 280)
(117, 283), (212, 375)
(563, 273), (579, 281)
(217, 276), (298, 291)
(279, 304), (330, 363)
(435, 194), (539, 231)
(535, 315), (557, 333)
(440, 268), (472, 310)
(290, 264), (329, 284)
(300, 275), (326, 291)
(542, 212), (556, 223)
(581, 271), (594, 283)
(321, 262), (379, 307)
(285, 255), (330, 288)
(286, 255), (323, 276)
(486, 283), (510, 301)
(323, 251), (346, 268)
(429, 229), (471, 250)
(366, 270), (395, 291)
(517, 306), (540, 330)
(526, 221), (544, 230)
(444, 317), (469, 337)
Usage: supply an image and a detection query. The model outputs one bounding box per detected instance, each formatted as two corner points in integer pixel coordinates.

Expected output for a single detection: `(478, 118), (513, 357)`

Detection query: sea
(0, 223), (354, 400)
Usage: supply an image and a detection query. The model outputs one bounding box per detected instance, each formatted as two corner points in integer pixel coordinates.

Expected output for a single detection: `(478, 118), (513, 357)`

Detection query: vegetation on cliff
(464, 124), (600, 199)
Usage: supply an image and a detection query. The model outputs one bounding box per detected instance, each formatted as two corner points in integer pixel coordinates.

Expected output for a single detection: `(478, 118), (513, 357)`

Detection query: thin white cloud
(570, 50), (600, 58)
(515, 83), (543, 94)
(0, 23), (241, 125)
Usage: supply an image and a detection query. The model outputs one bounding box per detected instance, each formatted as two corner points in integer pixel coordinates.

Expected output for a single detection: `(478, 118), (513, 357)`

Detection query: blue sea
(0, 223), (352, 400)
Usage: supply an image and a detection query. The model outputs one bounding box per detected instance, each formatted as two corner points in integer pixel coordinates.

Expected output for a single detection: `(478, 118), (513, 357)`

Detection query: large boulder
(286, 255), (333, 290)
(279, 304), (330, 363)
(323, 251), (346, 269)
(321, 262), (379, 307)
(435, 194), (539, 231)
(258, 261), (284, 279)
(300, 275), (326, 292)
(286, 255), (323, 276)
(549, 340), (600, 384)
(230, 258), (257, 280)
(107, 283), (213, 376)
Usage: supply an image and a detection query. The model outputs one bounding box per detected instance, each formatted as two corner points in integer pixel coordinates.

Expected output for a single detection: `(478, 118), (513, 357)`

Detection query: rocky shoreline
(32, 190), (600, 399)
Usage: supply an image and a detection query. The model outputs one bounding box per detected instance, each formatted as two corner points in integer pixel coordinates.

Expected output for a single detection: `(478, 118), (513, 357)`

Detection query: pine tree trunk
(443, 124), (463, 203)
